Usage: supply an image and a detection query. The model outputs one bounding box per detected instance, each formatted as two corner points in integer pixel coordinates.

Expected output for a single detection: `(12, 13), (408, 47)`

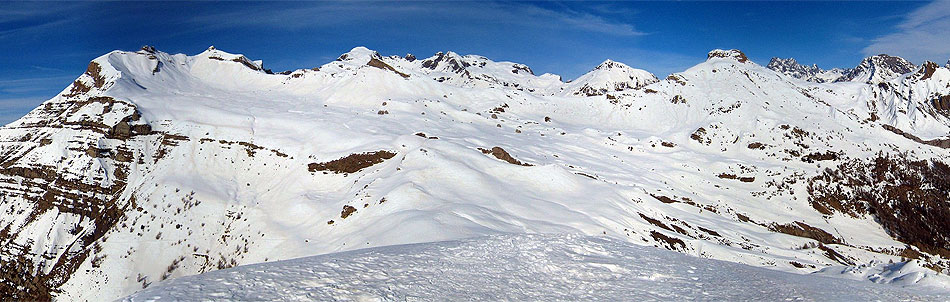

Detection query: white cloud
(863, 0), (950, 63)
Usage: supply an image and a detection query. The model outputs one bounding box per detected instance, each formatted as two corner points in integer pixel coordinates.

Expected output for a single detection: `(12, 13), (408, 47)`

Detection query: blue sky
(2, 1), (949, 125)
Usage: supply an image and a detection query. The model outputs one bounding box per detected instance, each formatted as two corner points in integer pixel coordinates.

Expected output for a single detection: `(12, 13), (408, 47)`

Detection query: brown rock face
(916, 61), (939, 81)
(808, 155), (950, 260)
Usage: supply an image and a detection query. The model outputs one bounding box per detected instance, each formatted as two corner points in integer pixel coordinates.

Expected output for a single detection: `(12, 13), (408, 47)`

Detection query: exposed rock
(367, 58), (410, 78)
(707, 49), (748, 63)
(769, 221), (841, 245)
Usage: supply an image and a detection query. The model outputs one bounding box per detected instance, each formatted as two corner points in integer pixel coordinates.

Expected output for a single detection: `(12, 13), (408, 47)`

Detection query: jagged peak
(768, 57), (799, 66)
(140, 45), (157, 54)
(420, 51), (472, 73)
(914, 61), (940, 81)
(766, 57), (821, 70)
(707, 49), (749, 63)
(859, 54), (914, 67)
(855, 54), (916, 73)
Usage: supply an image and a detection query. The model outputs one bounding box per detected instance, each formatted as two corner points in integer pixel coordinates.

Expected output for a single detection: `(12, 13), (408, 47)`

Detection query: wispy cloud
(863, 0), (950, 63)
(184, 2), (644, 37)
(0, 76), (74, 94)
(0, 3), (89, 40)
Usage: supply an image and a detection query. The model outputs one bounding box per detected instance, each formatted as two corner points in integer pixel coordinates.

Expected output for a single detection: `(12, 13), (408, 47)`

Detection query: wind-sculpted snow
(121, 234), (941, 301)
(3, 45), (950, 300)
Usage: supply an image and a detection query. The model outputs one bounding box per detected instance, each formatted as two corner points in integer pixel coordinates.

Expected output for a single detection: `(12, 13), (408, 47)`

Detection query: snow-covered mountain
(768, 54), (917, 84)
(839, 54), (917, 84)
(561, 59), (658, 96)
(2, 46), (950, 301)
(766, 57), (847, 83)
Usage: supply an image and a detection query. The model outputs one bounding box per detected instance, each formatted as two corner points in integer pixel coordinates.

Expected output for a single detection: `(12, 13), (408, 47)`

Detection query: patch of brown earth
(718, 173), (754, 183)
(882, 124), (950, 148)
(308, 150), (397, 174)
(671, 95), (686, 104)
(801, 151), (840, 163)
(666, 74), (687, 86)
(769, 221), (841, 245)
(650, 231), (686, 251)
(690, 128), (710, 145)
(639, 213), (672, 232)
(477, 147), (531, 166)
(340, 205), (357, 219)
(649, 194), (677, 204)
(367, 58), (410, 78)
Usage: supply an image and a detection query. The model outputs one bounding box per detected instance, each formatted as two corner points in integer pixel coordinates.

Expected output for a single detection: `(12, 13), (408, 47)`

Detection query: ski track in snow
(122, 234), (941, 301)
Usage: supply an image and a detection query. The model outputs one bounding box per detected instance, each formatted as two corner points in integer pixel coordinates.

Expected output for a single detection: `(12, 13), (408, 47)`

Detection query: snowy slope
(121, 234), (943, 301)
(1, 46), (950, 301)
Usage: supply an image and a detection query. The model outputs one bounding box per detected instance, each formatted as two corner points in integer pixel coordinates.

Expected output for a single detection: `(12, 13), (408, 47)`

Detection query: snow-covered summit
(562, 59), (658, 96)
(768, 54), (919, 84)
(839, 54), (916, 84)
(336, 46), (382, 64)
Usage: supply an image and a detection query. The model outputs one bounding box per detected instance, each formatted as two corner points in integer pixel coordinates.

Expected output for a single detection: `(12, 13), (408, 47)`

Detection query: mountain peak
(563, 59), (657, 96)
(839, 54), (916, 83)
(337, 46), (381, 63)
(420, 51), (471, 73)
(707, 49), (749, 63)
(766, 57), (845, 83)
(594, 59), (628, 70)
(140, 45), (158, 54)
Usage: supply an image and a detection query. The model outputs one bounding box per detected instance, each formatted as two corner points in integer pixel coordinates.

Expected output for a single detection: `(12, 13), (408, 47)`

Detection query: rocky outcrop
(707, 49), (749, 63)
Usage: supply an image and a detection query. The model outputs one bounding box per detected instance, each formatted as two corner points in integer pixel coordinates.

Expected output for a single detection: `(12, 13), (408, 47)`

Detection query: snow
(2, 45), (950, 301)
(121, 234), (941, 301)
